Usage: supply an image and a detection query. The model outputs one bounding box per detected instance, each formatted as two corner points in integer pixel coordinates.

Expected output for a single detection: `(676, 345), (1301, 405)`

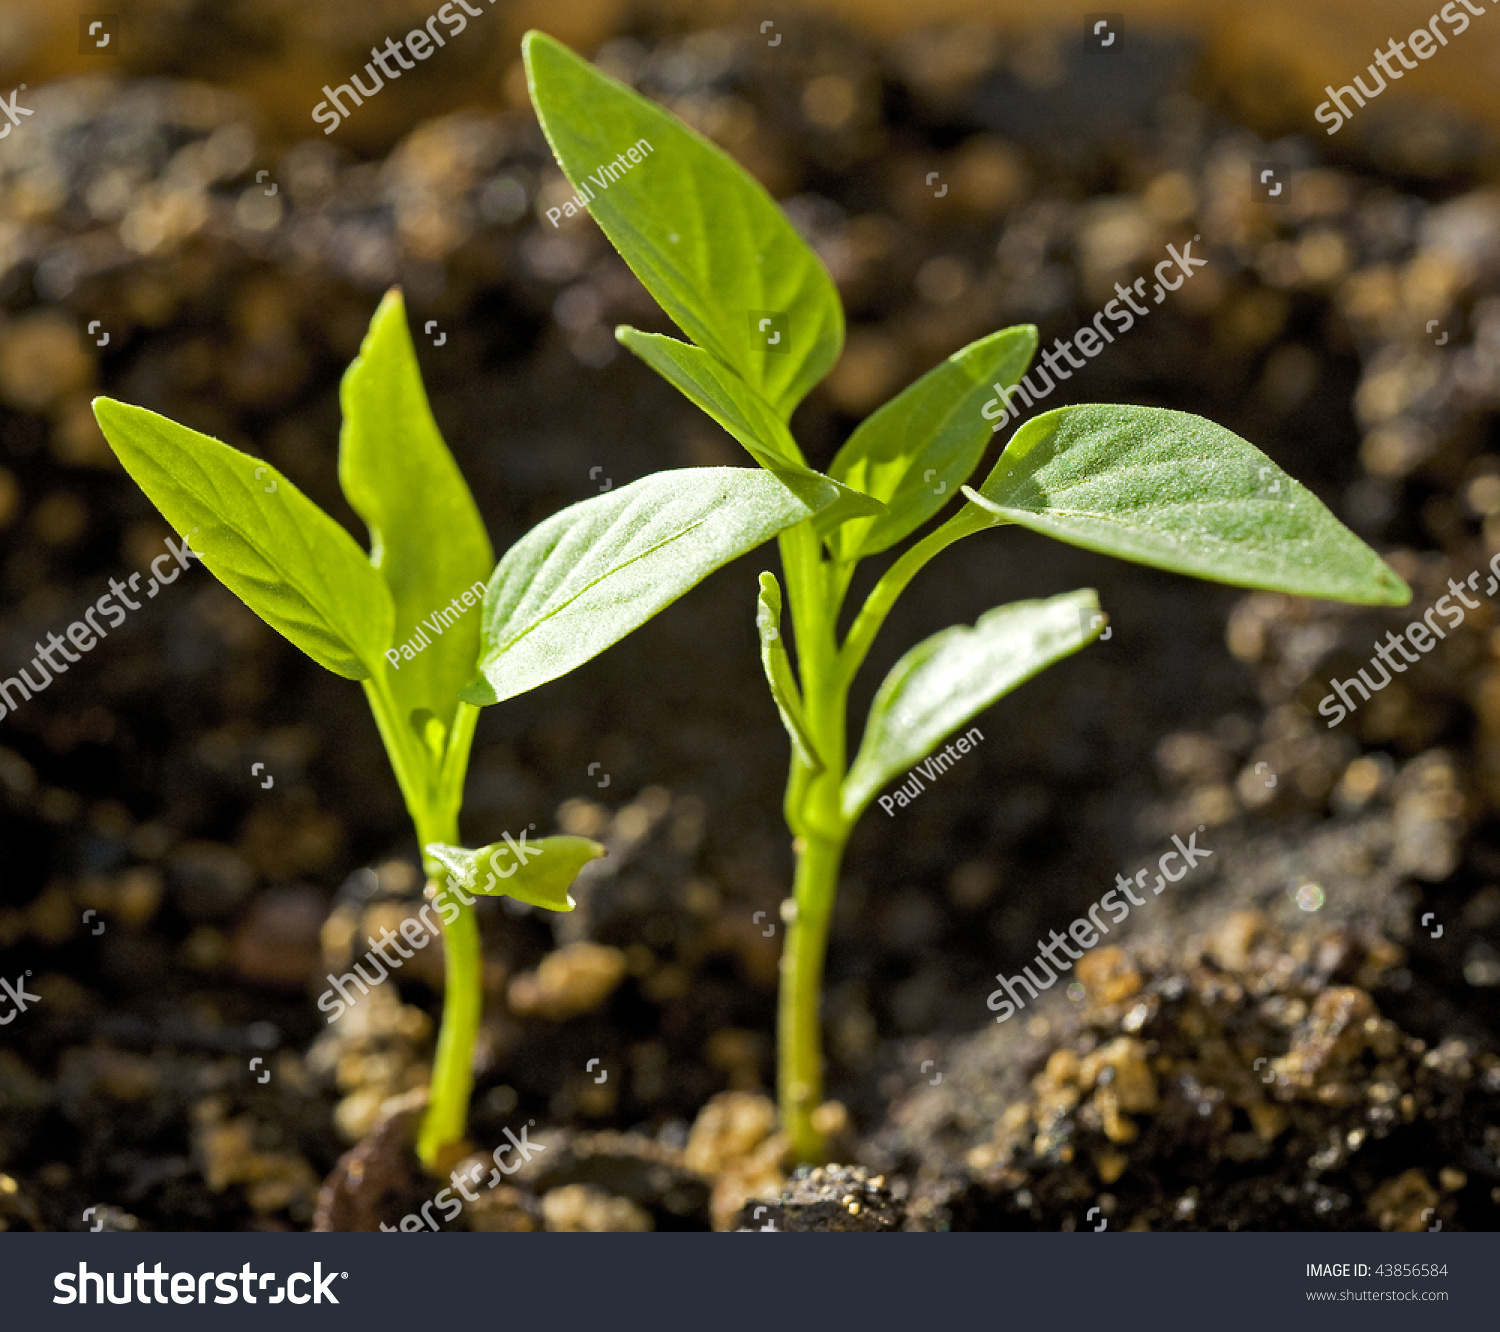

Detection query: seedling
(523, 32), (1412, 1162)
(92, 292), (819, 1169)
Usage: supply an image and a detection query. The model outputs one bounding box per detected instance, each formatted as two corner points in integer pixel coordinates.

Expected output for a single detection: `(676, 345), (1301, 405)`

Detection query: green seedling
(92, 290), (819, 1169)
(523, 31), (1413, 1162)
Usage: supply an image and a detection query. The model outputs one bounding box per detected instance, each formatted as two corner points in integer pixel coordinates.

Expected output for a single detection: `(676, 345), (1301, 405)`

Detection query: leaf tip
(91, 394), (126, 423)
(90, 396), (139, 457)
(1377, 568), (1414, 606)
(367, 288), (411, 340)
(521, 28), (565, 76)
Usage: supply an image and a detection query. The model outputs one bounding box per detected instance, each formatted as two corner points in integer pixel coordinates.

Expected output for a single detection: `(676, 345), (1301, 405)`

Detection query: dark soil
(2, 14), (1498, 1232)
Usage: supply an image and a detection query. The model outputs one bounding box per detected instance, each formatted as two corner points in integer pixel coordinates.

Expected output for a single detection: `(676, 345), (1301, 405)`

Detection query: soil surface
(1, 14), (1498, 1232)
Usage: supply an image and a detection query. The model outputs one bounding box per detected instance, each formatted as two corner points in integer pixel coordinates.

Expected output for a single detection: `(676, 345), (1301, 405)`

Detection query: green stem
(838, 507), (993, 685)
(776, 520), (853, 1160)
(775, 506), (997, 1160)
(363, 678), (483, 1171)
(777, 830), (847, 1161)
(417, 837), (480, 1169)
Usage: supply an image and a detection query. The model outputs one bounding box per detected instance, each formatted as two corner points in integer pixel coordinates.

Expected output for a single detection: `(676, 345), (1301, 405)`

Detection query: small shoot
(93, 290), (820, 1170)
(524, 30), (1412, 1163)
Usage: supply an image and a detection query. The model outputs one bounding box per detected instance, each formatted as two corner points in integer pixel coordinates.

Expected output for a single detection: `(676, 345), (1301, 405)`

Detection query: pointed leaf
(524, 31), (843, 418)
(618, 328), (884, 536)
(843, 590), (1102, 821)
(425, 835), (605, 912)
(463, 468), (814, 707)
(93, 398), (393, 679)
(756, 572), (822, 772)
(828, 326), (1037, 560)
(964, 405), (1411, 605)
(340, 289), (494, 733)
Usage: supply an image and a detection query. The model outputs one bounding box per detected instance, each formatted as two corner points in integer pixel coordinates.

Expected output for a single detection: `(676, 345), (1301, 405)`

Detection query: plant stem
(777, 828), (847, 1161)
(775, 521), (852, 1160)
(775, 508), (994, 1159)
(838, 506), (993, 685)
(363, 679), (483, 1171)
(417, 835), (480, 1169)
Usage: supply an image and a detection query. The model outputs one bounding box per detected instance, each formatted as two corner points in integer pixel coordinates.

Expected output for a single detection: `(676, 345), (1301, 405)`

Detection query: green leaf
(756, 572), (822, 773)
(463, 467), (815, 707)
(963, 405), (1412, 606)
(93, 398), (393, 679)
(828, 326), (1038, 561)
(524, 30), (843, 419)
(617, 328), (884, 536)
(340, 289), (494, 734)
(842, 590), (1102, 821)
(425, 835), (605, 912)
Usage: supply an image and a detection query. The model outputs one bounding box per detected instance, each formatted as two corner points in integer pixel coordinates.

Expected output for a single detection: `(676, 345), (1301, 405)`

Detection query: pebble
(507, 942), (627, 1020)
(1367, 1168), (1439, 1232)
(191, 1098), (319, 1219)
(682, 1091), (788, 1231)
(541, 1183), (652, 1232)
(684, 1091), (778, 1176)
(465, 1183), (539, 1232)
(304, 985), (432, 1143)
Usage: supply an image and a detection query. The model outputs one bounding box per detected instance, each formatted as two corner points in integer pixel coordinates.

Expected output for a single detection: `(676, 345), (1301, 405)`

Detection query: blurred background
(1, 0), (1498, 1233)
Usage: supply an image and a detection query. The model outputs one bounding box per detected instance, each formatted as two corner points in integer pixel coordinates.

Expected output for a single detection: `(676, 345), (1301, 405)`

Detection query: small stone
(541, 1183), (652, 1232)
(507, 942), (626, 1020)
(1095, 1148), (1129, 1184)
(809, 1099), (849, 1139)
(1206, 911), (1272, 973)
(1367, 1169), (1438, 1232)
(712, 1133), (788, 1233)
(1279, 987), (1378, 1092)
(1074, 947), (1142, 1004)
(1043, 1049), (1081, 1085)
(467, 1184), (538, 1232)
(1247, 1102), (1288, 1143)
(91, 1051), (161, 1102)
(1079, 1038), (1157, 1112)
(684, 1091), (778, 1177)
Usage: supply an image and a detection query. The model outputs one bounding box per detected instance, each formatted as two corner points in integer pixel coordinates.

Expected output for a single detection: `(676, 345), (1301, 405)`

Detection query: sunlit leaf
(964, 405), (1411, 605)
(525, 31), (843, 418)
(843, 590), (1103, 821)
(829, 326), (1037, 560)
(93, 398), (393, 679)
(464, 468), (814, 706)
